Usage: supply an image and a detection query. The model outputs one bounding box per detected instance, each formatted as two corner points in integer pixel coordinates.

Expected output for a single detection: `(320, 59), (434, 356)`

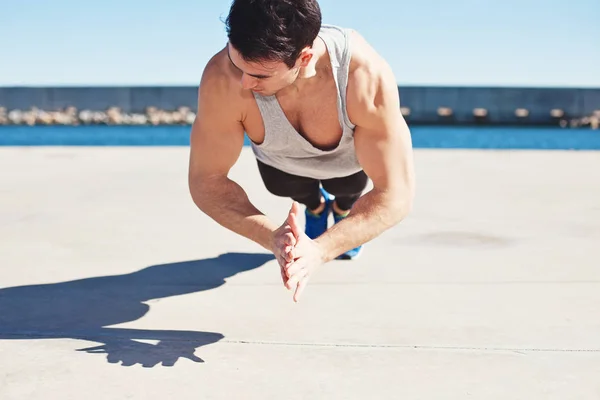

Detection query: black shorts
(256, 159), (368, 210)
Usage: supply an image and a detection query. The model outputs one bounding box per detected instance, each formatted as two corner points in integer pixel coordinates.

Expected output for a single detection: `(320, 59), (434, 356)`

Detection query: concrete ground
(0, 146), (599, 399)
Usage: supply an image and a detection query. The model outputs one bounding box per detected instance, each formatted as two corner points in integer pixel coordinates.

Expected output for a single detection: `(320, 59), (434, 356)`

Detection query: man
(188, 0), (415, 302)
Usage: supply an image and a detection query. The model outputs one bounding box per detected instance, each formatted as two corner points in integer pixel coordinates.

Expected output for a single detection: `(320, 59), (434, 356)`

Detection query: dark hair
(225, 0), (322, 68)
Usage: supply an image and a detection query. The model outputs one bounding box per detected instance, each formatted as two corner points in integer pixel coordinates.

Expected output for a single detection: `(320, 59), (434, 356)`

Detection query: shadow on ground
(0, 252), (273, 367)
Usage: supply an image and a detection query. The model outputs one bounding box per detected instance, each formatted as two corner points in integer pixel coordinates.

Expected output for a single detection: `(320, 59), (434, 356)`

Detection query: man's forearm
(314, 189), (411, 262)
(190, 176), (278, 252)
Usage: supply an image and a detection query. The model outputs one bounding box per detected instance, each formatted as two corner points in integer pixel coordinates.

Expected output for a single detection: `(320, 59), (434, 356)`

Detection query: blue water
(0, 125), (599, 149)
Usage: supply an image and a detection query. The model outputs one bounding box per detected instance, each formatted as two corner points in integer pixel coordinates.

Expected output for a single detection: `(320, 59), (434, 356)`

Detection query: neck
(294, 37), (329, 87)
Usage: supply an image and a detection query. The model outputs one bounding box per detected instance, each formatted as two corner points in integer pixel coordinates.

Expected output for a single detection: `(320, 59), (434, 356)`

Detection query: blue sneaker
(304, 187), (334, 239)
(333, 211), (364, 260)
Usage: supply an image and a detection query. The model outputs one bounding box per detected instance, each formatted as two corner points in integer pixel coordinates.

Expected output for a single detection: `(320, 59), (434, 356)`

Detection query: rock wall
(0, 86), (598, 127)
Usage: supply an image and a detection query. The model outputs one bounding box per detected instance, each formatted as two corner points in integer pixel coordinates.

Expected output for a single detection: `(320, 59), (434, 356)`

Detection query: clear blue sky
(1, 0), (599, 87)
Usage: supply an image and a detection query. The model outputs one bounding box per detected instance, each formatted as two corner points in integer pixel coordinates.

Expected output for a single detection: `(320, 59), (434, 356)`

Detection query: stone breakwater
(1, 85), (599, 128)
(0, 106), (598, 129)
(0, 106), (196, 126)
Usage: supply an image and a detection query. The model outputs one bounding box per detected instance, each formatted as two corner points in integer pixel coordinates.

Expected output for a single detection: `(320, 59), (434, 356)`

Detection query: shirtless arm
(313, 34), (416, 261)
(188, 63), (279, 252)
(282, 37), (415, 301)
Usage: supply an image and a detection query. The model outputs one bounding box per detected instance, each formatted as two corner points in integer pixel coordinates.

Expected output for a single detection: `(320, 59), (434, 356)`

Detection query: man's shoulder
(198, 46), (244, 101)
(347, 30), (395, 91)
(343, 30), (402, 131)
(346, 31), (398, 116)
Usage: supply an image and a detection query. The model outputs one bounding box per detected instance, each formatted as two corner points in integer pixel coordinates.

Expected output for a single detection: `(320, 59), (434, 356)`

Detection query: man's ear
(297, 48), (314, 68)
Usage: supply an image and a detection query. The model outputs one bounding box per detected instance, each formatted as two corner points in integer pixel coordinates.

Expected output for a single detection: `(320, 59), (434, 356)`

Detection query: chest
(245, 78), (344, 150)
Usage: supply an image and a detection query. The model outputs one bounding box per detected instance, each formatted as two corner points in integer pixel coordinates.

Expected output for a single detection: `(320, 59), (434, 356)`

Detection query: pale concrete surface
(0, 146), (599, 399)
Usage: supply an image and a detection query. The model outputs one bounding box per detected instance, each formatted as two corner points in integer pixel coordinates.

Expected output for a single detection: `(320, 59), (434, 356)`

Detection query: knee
(263, 179), (293, 198)
(323, 172), (369, 198)
(261, 176), (303, 199)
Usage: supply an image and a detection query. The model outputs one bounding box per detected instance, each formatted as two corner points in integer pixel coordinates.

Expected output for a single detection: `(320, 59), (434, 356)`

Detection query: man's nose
(240, 74), (257, 90)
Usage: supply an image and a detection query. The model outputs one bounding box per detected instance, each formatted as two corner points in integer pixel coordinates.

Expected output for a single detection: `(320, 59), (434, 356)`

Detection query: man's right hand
(270, 203), (300, 286)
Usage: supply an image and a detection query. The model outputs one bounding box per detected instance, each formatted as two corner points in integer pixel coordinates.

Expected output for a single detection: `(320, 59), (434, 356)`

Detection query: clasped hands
(271, 201), (326, 302)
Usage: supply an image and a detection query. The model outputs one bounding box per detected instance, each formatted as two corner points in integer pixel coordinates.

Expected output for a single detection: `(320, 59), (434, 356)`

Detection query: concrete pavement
(1, 146), (599, 399)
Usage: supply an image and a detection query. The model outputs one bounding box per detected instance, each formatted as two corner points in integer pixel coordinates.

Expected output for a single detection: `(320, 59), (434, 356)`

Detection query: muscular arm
(314, 34), (416, 261)
(188, 61), (278, 252)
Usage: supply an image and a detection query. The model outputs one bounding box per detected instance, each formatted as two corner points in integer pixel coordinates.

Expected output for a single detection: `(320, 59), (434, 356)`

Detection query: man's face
(227, 43), (304, 96)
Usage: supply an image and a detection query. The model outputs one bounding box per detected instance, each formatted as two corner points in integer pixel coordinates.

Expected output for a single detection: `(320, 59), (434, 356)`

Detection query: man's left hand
(282, 201), (327, 302)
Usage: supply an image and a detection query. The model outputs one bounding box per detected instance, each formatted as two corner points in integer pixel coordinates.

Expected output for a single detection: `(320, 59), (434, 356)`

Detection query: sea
(0, 125), (599, 150)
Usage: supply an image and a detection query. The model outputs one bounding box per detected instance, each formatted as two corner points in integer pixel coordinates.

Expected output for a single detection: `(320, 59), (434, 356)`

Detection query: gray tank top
(249, 24), (362, 180)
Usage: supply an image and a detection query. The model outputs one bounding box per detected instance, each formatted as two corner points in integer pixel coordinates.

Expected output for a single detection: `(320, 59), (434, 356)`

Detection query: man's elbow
(386, 186), (414, 226)
(391, 197), (413, 226)
(188, 173), (215, 211)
